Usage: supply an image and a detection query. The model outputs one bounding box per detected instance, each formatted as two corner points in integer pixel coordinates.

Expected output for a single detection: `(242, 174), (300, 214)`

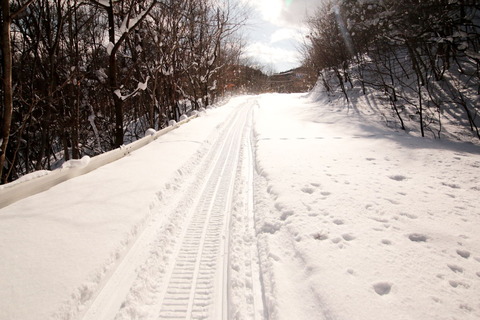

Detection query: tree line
(303, 0), (480, 139)
(0, 0), (250, 183)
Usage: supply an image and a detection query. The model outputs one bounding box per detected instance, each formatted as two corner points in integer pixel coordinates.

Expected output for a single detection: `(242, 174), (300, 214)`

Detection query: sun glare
(258, 0), (283, 22)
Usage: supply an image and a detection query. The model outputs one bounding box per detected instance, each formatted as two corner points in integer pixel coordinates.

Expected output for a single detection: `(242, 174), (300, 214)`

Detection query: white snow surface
(1, 93), (479, 320)
(61, 156), (91, 169)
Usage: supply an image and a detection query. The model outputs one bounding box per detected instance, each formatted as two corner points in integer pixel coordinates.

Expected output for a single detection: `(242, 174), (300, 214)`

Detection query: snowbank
(0, 113), (199, 209)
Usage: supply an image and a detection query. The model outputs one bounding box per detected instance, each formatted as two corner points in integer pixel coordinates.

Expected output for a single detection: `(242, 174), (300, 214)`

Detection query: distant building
(268, 67), (316, 93)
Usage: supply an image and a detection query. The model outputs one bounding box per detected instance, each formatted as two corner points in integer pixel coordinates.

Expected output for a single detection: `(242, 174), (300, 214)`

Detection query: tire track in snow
(79, 105), (243, 320)
(80, 99), (265, 320)
(155, 109), (242, 319)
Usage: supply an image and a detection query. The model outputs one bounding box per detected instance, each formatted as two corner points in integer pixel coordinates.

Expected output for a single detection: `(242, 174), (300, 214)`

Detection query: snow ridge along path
(81, 99), (265, 320)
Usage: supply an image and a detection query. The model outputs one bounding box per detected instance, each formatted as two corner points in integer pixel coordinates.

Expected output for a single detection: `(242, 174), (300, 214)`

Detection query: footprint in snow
(459, 304), (473, 312)
(399, 212), (417, 219)
(312, 232), (328, 241)
(371, 217), (389, 223)
(331, 237), (342, 244)
(441, 182), (461, 189)
(280, 210), (294, 221)
(373, 282), (392, 296)
(456, 249), (470, 259)
(449, 280), (470, 289)
(447, 264), (464, 273)
(342, 233), (355, 241)
(333, 219), (344, 225)
(408, 233), (428, 242)
(301, 186), (315, 194)
(389, 175), (407, 181)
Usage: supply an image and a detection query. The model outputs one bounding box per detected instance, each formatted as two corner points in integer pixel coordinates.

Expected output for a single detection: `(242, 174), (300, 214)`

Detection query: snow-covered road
(83, 98), (264, 320)
(1, 92), (479, 320)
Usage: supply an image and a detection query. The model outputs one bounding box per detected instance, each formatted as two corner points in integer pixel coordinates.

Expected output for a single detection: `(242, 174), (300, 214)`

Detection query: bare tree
(1, 0), (36, 182)
(90, 0), (159, 147)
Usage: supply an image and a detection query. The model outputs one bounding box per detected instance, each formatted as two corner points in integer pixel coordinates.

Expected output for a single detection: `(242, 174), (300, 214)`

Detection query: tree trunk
(105, 3), (124, 148)
(1, 0), (13, 183)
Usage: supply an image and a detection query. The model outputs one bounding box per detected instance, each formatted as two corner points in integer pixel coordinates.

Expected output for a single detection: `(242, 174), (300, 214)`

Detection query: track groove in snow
(79, 99), (265, 320)
(156, 109), (241, 319)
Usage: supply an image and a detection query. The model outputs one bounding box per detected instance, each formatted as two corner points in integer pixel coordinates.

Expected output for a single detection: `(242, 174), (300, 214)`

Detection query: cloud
(280, 0), (312, 27)
(238, 0), (314, 71)
(241, 0), (311, 28)
(270, 28), (305, 44)
(242, 42), (301, 71)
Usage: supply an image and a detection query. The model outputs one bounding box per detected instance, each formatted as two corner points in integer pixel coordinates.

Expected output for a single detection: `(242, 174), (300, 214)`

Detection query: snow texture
(61, 156), (91, 169)
(0, 93), (479, 320)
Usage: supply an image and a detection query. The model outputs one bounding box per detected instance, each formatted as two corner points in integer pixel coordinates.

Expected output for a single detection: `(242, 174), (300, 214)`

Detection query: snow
(94, 69), (108, 83)
(113, 89), (123, 99)
(96, 0), (110, 7)
(0, 170), (51, 191)
(252, 93), (480, 320)
(1, 93), (479, 320)
(144, 128), (156, 137)
(119, 9), (149, 35)
(61, 156), (91, 169)
(106, 42), (114, 55)
(136, 76), (149, 91)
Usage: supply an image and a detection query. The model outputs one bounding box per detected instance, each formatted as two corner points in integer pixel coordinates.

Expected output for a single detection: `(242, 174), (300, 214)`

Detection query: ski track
(81, 99), (265, 320)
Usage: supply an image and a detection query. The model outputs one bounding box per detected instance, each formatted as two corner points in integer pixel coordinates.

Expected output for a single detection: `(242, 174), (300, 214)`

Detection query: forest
(2, 0), (480, 184)
(302, 0), (480, 140)
(0, 0), (261, 183)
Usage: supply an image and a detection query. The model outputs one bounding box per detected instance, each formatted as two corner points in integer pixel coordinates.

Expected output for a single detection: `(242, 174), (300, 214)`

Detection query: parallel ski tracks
(155, 114), (242, 319)
(153, 105), (250, 319)
(81, 100), (263, 320)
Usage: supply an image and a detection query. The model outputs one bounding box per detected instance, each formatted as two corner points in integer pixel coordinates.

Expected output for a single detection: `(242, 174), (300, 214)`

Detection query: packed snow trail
(80, 98), (264, 320)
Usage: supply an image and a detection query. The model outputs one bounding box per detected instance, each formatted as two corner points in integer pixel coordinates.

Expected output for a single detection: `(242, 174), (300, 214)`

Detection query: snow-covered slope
(0, 93), (479, 320)
(253, 93), (480, 320)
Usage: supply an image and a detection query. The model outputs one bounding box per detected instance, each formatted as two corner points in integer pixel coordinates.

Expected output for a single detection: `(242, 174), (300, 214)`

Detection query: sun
(257, 0), (283, 22)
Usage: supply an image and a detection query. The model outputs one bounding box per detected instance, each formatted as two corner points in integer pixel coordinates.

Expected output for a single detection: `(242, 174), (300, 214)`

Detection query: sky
(239, 0), (313, 73)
